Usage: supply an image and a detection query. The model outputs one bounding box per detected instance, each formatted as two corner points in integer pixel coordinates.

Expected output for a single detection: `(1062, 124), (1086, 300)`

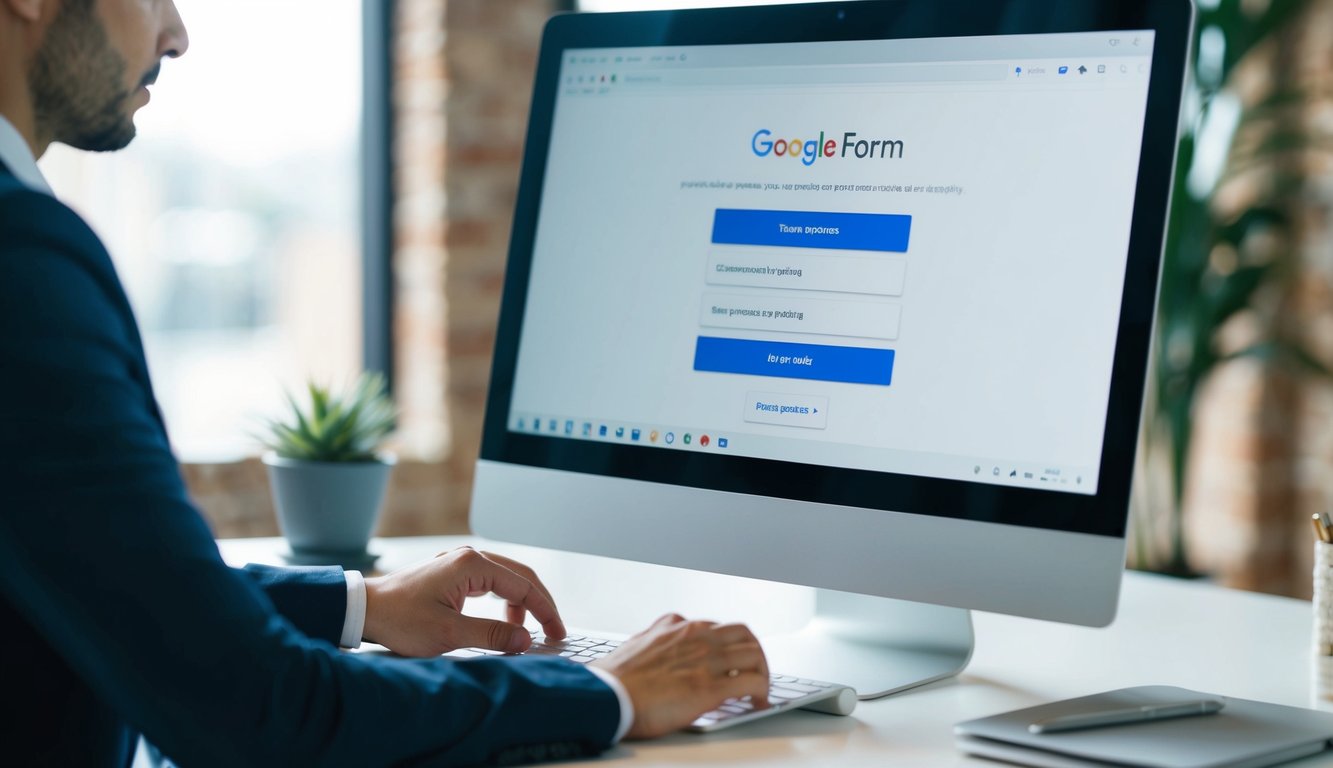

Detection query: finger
(719, 671), (770, 709)
(456, 553), (564, 638)
(453, 614), (531, 654)
(681, 619), (717, 637)
(479, 552), (557, 609)
(714, 624), (768, 680)
(506, 601), (526, 629)
(480, 551), (565, 639)
(710, 623), (760, 646)
(437, 545), (474, 558)
(710, 640), (768, 680)
(636, 613), (685, 637)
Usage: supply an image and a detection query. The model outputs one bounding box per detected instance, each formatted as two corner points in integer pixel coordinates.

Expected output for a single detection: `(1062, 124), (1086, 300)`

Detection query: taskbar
(512, 413), (730, 450)
(508, 412), (1097, 496)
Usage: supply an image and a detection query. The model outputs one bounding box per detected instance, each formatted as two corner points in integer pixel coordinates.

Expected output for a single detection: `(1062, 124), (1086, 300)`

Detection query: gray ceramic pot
(263, 452), (395, 563)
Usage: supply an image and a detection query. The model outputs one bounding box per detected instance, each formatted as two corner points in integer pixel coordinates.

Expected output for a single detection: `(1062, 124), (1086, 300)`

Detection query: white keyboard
(446, 630), (857, 731)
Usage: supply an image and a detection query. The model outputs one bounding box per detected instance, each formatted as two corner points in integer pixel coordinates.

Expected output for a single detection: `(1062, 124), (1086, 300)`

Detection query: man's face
(28, 0), (187, 152)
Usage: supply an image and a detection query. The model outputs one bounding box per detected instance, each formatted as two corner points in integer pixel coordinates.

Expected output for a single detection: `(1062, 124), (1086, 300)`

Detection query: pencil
(1318, 512), (1333, 544)
(1316, 514), (1330, 544)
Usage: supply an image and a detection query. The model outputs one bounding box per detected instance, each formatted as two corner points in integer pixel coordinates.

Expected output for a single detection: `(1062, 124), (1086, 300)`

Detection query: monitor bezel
(479, 0), (1192, 540)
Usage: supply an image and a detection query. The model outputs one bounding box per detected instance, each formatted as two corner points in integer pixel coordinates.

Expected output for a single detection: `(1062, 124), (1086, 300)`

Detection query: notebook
(955, 686), (1333, 768)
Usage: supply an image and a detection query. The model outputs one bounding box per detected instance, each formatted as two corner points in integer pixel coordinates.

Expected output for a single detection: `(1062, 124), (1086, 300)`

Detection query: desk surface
(219, 535), (1330, 767)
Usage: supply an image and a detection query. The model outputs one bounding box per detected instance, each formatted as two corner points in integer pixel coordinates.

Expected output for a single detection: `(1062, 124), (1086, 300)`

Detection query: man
(0, 1), (770, 765)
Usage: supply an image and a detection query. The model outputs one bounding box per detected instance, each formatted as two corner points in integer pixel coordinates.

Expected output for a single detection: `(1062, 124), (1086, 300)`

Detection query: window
(39, 0), (369, 461)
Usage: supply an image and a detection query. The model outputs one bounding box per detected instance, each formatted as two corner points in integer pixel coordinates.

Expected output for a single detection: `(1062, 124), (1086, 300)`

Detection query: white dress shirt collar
(0, 115), (54, 196)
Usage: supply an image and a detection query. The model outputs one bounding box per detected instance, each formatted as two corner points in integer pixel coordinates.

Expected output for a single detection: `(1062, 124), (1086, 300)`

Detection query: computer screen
(473, 0), (1191, 694)
(510, 31), (1153, 499)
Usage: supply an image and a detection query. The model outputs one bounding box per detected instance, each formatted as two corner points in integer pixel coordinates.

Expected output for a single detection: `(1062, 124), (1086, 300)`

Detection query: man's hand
(361, 547), (565, 657)
(592, 614), (770, 739)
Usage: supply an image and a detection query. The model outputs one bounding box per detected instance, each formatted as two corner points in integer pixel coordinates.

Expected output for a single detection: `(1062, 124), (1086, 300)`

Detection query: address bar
(620, 62), (1008, 88)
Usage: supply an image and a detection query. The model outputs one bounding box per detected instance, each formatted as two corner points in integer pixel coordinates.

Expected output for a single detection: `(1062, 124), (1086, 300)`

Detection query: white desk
(219, 535), (1331, 766)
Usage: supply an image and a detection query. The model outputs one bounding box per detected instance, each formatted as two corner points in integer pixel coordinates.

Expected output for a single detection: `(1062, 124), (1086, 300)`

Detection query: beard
(29, 1), (138, 152)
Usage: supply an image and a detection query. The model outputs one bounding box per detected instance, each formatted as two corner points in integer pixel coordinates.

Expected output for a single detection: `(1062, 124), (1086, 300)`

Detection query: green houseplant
(1139, 0), (1324, 575)
(261, 373), (397, 569)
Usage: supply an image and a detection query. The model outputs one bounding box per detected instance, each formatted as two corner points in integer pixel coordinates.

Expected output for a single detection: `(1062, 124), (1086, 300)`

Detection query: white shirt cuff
(340, 570), (366, 649)
(586, 666), (634, 743)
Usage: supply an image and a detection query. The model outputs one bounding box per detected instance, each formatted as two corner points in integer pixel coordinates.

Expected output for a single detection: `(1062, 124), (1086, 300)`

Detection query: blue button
(693, 336), (894, 386)
(711, 209), (910, 253)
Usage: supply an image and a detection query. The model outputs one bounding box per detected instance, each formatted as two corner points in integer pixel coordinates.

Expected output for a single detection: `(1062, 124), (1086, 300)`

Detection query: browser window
(508, 31), (1155, 496)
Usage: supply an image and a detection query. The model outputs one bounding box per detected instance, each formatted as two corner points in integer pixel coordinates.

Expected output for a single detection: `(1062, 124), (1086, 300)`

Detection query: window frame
(361, 0), (396, 389)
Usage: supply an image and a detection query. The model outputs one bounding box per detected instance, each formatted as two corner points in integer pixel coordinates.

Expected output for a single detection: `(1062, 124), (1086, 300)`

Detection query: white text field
(706, 250), (906, 296)
(700, 292), (901, 340)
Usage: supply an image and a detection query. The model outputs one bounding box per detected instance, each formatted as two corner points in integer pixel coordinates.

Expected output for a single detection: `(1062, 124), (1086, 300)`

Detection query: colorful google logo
(751, 129), (834, 167)
(751, 129), (905, 166)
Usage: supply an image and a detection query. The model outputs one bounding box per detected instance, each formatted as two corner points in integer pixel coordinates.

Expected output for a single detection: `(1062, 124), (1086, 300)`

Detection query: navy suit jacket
(0, 165), (619, 766)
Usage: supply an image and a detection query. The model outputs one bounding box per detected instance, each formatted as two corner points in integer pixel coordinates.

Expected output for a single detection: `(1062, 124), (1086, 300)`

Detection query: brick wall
(1178, 0), (1333, 599)
(397, 0), (557, 531)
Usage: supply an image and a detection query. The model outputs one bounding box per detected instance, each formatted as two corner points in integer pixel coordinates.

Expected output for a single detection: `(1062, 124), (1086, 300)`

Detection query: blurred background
(1131, 0), (1333, 599)
(40, 0), (1333, 600)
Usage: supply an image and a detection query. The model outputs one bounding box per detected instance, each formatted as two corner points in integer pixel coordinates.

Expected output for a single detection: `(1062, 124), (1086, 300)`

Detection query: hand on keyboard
(589, 613), (771, 738)
(452, 621), (858, 734)
(397, 549), (854, 736)
(514, 628), (857, 733)
(362, 547), (566, 657)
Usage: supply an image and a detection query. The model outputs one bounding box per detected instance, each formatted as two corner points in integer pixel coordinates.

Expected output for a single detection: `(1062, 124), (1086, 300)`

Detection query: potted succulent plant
(261, 373), (397, 570)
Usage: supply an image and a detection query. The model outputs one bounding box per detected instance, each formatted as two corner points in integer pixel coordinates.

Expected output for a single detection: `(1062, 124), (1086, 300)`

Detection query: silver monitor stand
(765, 590), (973, 699)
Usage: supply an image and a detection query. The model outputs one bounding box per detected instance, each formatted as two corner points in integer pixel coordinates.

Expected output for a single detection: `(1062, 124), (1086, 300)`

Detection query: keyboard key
(775, 682), (824, 694)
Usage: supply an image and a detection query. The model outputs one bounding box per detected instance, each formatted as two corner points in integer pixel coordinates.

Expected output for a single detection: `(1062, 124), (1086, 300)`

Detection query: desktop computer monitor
(472, 0), (1192, 698)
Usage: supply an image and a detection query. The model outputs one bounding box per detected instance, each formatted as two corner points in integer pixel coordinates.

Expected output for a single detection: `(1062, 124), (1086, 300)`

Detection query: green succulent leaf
(262, 373), (397, 462)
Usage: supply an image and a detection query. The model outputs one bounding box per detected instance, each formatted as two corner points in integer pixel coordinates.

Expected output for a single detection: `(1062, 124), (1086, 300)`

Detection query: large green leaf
(1144, 0), (1314, 574)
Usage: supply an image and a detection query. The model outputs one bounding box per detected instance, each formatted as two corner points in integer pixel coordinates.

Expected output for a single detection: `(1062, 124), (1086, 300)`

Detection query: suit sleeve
(0, 189), (620, 767)
(239, 564), (348, 646)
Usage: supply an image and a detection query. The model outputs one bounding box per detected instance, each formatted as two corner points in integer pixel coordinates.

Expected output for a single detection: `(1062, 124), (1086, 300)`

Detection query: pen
(1315, 514), (1331, 544)
(1028, 699), (1225, 734)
